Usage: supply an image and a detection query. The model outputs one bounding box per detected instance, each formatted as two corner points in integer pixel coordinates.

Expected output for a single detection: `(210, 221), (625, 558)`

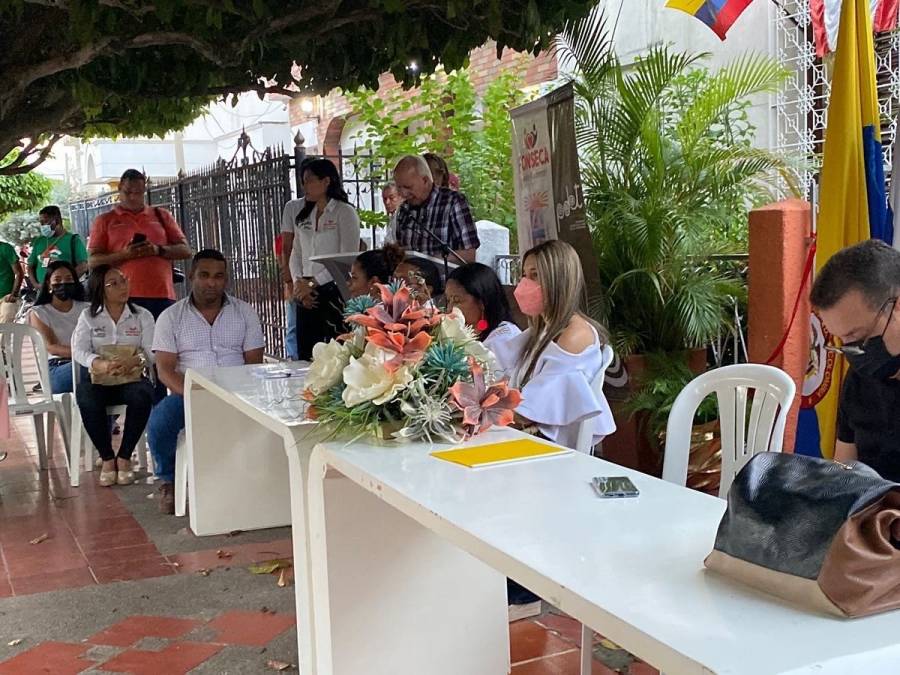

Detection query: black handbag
(705, 452), (900, 617)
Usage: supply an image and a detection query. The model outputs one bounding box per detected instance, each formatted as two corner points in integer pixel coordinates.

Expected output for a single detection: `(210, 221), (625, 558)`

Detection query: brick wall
(289, 41), (558, 156)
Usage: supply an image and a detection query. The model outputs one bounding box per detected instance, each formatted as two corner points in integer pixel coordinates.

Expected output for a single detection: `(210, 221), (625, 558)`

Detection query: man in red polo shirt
(88, 169), (192, 319)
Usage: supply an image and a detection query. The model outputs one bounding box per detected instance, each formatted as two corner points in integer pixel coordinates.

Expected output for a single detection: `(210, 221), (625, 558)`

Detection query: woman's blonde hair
(519, 239), (606, 384)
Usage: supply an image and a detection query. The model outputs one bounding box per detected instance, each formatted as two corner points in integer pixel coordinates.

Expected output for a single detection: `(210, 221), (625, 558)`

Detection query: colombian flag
(664, 0), (754, 40)
(796, 0), (893, 459)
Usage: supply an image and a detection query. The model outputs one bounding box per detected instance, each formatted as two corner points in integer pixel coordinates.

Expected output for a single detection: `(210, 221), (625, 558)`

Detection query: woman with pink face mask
(497, 239), (616, 451)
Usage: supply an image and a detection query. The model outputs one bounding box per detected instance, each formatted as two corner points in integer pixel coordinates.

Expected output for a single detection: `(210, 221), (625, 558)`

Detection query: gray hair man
(392, 155), (479, 262)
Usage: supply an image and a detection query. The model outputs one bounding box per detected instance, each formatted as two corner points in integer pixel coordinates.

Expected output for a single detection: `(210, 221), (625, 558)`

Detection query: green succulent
(421, 342), (470, 387)
(343, 295), (377, 319)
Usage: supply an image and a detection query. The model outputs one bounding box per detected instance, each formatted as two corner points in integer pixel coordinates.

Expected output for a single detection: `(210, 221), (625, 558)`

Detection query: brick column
(747, 198), (813, 451)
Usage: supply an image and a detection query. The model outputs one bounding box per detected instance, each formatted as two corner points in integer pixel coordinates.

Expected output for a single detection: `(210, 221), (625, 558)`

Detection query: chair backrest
(574, 343), (615, 454)
(0, 323), (54, 404)
(662, 363), (796, 498)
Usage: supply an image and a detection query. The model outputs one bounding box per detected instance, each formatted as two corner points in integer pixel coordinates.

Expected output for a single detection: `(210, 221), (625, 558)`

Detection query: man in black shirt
(811, 239), (900, 482)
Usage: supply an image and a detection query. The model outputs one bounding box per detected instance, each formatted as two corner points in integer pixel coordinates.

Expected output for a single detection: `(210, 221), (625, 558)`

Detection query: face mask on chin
(844, 336), (900, 380)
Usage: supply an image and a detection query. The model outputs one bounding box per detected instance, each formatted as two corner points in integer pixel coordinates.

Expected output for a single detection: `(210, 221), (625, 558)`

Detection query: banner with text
(510, 83), (601, 306)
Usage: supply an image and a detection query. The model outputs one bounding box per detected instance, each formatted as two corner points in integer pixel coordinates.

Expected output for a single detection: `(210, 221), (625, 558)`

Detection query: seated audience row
(29, 250), (263, 516)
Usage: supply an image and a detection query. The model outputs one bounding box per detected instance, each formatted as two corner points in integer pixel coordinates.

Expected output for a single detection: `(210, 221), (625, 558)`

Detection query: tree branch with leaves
(0, 0), (594, 175)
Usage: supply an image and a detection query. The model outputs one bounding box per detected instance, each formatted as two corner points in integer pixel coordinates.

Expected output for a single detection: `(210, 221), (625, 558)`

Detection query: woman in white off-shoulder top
(495, 240), (616, 450)
(445, 262), (521, 369)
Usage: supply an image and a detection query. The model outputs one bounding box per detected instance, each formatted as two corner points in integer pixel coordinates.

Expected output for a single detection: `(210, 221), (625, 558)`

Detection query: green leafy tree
(558, 6), (798, 356)
(0, 0), (593, 176)
(345, 65), (529, 241)
(0, 152), (52, 220)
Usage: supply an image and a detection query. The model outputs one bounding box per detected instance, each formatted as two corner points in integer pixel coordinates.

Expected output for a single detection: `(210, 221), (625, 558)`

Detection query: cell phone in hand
(592, 476), (639, 498)
(131, 232), (147, 245)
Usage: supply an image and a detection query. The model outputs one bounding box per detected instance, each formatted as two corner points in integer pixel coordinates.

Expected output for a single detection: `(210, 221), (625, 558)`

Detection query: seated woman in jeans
(71, 265), (155, 487)
(28, 261), (89, 394)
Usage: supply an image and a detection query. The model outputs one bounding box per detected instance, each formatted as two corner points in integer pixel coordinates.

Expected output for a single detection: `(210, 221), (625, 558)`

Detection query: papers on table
(431, 438), (571, 468)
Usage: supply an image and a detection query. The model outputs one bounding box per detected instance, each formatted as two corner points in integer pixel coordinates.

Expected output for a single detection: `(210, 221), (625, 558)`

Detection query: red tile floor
(0, 357), (658, 674)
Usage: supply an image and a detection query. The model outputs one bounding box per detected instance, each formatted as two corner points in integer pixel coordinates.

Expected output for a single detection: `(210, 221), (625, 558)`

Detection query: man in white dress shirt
(147, 249), (265, 514)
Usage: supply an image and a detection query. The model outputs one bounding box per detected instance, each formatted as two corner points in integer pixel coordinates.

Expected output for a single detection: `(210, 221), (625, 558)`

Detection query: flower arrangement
(304, 282), (521, 443)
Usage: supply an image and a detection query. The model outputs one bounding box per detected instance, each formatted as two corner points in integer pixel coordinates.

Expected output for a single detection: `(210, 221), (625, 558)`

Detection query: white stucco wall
(607, 0), (776, 150)
(74, 93), (293, 189)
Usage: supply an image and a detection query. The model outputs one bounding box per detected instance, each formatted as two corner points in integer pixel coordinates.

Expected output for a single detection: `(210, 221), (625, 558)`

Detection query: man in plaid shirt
(392, 155), (480, 262)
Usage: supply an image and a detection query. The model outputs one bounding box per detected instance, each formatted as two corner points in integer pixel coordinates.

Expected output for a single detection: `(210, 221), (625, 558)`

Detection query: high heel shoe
(117, 470), (135, 486)
(99, 470), (117, 487)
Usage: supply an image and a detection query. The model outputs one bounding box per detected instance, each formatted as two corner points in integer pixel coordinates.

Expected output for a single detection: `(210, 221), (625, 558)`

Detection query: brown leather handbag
(705, 452), (900, 618)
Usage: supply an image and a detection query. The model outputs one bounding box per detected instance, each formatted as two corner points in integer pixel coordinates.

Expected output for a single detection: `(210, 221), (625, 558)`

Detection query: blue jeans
(148, 393), (184, 483)
(49, 360), (73, 394)
(285, 299), (298, 360)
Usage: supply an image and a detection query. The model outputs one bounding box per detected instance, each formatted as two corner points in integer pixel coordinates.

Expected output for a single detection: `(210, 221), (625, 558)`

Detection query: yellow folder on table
(431, 439), (571, 468)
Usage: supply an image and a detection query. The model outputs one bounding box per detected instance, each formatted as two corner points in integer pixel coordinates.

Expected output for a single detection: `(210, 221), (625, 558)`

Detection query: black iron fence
(67, 134), (391, 359)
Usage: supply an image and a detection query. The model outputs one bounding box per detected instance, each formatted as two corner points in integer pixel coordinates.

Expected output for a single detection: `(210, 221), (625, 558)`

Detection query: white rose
(464, 338), (497, 372)
(305, 339), (351, 395)
(437, 308), (497, 372)
(437, 308), (472, 345)
(342, 342), (414, 407)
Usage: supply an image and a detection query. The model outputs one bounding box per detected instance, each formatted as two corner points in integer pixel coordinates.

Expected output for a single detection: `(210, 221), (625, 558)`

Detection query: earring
(476, 317), (489, 332)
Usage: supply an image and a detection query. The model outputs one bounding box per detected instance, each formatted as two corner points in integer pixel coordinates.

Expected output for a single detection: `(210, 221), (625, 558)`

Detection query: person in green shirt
(27, 205), (88, 287)
(0, 240), (23, 323)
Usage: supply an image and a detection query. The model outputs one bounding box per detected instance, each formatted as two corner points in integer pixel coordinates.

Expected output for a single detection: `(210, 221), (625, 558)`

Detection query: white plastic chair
(662, 363), (797, 498)
(575, 344), (615, 454)
(0, 324), (68, 469)
(68, 360), (152, 487)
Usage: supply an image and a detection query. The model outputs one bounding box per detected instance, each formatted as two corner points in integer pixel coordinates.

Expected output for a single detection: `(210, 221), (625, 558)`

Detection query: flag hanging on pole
(664, 0), (755, 40)
(810, 0), (899, 56)
(796, 0), (893, 459)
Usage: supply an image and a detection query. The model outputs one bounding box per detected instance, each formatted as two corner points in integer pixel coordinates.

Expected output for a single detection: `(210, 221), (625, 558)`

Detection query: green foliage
(309, 385), (395, 440)
(0, 212), (42, 245)
(358, 209), (389, 231)
(625, 353), (718, 440)
(345, 65), (530, 238)
(1, 0), (593, 174)
(558, 8), (797, 357)
(0, 153), (52, 220)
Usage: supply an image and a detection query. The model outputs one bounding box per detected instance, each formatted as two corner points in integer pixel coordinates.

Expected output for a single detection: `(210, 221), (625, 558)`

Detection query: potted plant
(625, 354), (721, 494)
(555, 8), (798, 473)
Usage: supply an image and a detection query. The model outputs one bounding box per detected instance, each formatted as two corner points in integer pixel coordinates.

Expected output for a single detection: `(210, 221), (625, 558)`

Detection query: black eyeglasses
(825, 297), (897, 356)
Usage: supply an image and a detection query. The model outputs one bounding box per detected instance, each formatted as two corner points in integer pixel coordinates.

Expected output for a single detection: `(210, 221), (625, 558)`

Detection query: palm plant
(556, 5), (798, 357)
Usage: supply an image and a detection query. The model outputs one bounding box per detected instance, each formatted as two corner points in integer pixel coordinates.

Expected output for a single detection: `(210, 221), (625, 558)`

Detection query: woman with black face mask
(28, 260), (89, 394)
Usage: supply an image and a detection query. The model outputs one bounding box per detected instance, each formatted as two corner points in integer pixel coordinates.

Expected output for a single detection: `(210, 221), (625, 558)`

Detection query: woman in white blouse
(291, 158), (361, 359)
(445, 262), (521, 362)
(72, 265), (155, 487)
(496, 239), (616, 450)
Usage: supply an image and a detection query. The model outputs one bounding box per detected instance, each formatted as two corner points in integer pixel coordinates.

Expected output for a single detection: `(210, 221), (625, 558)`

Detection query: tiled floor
(0, 354), (658, 674)
(0, 611), (294, 674)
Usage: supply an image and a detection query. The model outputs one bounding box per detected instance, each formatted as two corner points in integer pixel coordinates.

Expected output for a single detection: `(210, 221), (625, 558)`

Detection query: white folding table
(184, 363), (324, 672)
(306, 427), (900, 675)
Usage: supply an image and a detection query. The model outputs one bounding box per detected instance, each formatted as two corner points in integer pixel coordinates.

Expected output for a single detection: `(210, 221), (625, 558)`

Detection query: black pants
(296, 282), (345, 361)
(130, 297), (174, 403)
(76, 377), (154, 461)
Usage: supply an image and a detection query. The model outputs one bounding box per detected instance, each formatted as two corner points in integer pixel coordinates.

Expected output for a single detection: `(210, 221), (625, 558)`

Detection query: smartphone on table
(592, 476), (639, 498)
